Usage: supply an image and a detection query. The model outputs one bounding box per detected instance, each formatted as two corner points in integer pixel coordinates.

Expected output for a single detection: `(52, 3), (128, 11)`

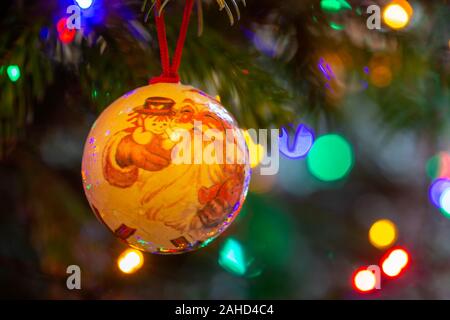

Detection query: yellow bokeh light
(383, 1), (413, 30)
(117, 248), (144, 274)
(242, 130), (265, 168)
(354, 270), (376, 292)
(369, 219), (397, 249)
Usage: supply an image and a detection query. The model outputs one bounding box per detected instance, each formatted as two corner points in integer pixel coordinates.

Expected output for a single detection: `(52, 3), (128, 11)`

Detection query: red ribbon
(150, 0), (195, 84)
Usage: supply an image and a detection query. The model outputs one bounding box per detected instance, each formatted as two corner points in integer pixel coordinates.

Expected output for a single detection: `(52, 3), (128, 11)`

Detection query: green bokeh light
(306, 134), (354, 182)
(329, 22), (345, 30)
(218, 238), (247, 276)
(426, 154), (440, 180)
(320, 0), (352, 13)
(440, 208), (450, 219)
(7, 65), (21, 82)
(92, 89), (98, 100)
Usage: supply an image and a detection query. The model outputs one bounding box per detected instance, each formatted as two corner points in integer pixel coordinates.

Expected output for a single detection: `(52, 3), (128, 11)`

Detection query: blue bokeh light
(429, 178), (450, 208)
(279, 124), (315, 159)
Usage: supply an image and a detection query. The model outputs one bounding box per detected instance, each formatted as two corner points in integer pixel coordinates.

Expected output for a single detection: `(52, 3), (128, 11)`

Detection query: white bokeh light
(439, 187), (450, 214)
(75, 0), (94, 10)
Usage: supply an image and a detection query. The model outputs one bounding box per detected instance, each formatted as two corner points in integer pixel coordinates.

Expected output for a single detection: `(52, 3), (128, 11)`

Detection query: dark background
(0, 0), (449, 299)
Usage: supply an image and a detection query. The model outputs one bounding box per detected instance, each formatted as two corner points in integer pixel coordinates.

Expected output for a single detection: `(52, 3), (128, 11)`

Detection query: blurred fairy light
(369, 54), (394, 88)
(428, 178), (450, 207)
(242, 130), (265, 168)
(429, 178), (450, 218)
(306, 134), (354, 182)
(279, 124), (314, 159)
(319, 0), (351, 31)
(91, 89), (100, 101)
(383, 5), (408, 29)
(329, 22), (344, 30)
(426, 152), (450, 180)
(320, 0), (352, 13)
(439, 188), (450, 218)
(353, 269), (377, 293)
(6, 65), (21, 82)
(369, 219), (398, 250)
(56, 17), (76, 44)
(427, 154), (441, 179)
(370, 65), (392, 88)
(383, 0), (413, 30)
(358, 66), (370, 91)
(318, 57), (336, 92)
(218, 238), (247, 276)
(381, 247), (410, 278)
(317, 53), (348, 98)
(117, 249), (144, 274)
(75, 0), (94, 10)
(318, 58), (335, 82)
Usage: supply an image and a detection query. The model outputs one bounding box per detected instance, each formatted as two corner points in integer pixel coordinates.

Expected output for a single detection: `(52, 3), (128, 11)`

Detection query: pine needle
(141, 0), (246, 26)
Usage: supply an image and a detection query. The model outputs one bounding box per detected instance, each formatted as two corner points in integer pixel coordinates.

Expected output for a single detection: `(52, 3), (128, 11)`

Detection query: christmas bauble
(81, 83), (251, 254)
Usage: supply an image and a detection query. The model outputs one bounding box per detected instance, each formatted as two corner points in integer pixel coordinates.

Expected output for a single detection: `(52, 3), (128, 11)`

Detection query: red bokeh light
(56, 17), (76, 44)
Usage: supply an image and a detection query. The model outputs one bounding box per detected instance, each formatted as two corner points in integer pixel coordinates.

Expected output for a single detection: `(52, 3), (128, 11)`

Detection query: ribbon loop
(150, 0), (195, 84)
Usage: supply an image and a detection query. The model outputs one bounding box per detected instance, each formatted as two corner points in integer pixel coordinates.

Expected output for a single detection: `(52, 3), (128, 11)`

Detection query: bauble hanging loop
(150, 0), (195, 84)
